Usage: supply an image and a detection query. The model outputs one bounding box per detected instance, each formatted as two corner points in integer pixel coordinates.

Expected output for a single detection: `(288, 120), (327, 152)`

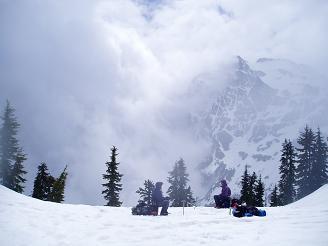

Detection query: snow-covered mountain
(1, 184), (328, 245)
(187, 56), (328, 202)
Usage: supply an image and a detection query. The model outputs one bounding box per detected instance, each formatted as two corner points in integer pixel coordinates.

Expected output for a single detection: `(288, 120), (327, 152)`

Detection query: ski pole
(182, 200), (185, 216)
(229, 199), (232, 215)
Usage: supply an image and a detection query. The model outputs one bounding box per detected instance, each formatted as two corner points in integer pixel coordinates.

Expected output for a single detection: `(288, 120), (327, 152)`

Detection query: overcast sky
(0, 0), (327, 205)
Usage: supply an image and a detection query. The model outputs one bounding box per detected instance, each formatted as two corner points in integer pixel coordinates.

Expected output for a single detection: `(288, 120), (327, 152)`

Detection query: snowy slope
(1, 185), (328, 246)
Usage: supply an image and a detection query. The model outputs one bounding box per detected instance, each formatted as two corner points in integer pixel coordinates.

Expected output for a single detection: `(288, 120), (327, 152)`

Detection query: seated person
(214, 179), (231, 208)
(152, 182), (170, 216)
(232, 202), (266, 217)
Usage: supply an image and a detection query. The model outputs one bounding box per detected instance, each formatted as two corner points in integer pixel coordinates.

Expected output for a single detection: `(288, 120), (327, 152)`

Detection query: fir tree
(240, 166), (251, 205)
(278, 139), (297, 205)
(0, 101), (22, 187)
(8, 149), (27, 193)
(296, 126), (315, 199)
(102, 146), (123, 206)
(254, 175), (265, 207)
(185, 185), (196, 206)
(270, 184), (280, 207)
(136, 179), (155, 205)
(249, 172), (257, 205)
(48, 166), (68, 203)
(167, 158), (195, 207)
(312, 128), (328, 190)
(32, 162), (55, 200)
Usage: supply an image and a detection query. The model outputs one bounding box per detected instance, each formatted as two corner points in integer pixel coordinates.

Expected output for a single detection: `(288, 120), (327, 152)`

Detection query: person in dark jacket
(214, 179), (231, 208)
(152, 182), (169, 216)
(232, 202), (266, 217)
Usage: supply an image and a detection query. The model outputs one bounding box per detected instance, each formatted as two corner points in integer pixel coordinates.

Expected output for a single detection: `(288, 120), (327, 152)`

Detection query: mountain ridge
(189, 56), (328, 203)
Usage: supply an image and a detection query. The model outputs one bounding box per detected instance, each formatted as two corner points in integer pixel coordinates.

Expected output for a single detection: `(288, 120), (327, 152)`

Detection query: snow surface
(1, 185), (328, 246)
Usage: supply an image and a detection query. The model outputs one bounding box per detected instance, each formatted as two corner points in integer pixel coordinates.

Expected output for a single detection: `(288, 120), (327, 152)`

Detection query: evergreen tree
(270, 184), (280, 207)
(136, 179), (155, 205)
(102, 146), (123, 206)
(32, 162), (55, 200)
(296, 125), (316, 199)
(8, 149), (27, 193)
(312, 128), (328, 190)
(278, 139), (297, 205)
(0, 101), (23, 187)
(254, 175), (265, 207)
(167, 158), (195, 207)
(48, 166), (68, 203)
(249, 172), (257, 205)
(185, 185), (196, 206)
(240, 166), (251, 205)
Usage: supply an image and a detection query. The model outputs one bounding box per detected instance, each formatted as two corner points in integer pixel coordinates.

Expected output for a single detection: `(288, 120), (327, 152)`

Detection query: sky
(0, 0), (328, 205)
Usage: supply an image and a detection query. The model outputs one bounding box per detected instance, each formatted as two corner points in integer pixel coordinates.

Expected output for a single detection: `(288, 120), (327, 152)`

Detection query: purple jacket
(221, 184), (231, 198)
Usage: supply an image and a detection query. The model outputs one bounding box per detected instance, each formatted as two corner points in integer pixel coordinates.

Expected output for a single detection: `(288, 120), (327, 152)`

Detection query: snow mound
(289, 184), (328, 209)
(1, 185), (328, 246)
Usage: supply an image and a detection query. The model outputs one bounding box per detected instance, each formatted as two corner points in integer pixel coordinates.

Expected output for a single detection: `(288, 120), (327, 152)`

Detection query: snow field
(1, 185), (328, 246)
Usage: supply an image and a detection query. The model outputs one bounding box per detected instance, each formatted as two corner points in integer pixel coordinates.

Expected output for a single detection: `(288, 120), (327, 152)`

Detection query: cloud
(0, 0), (327, 205)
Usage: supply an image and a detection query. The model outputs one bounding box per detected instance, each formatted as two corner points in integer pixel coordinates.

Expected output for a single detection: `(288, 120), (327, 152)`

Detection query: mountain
(1, 184), (328, 245)
(188, 56), (328, 202)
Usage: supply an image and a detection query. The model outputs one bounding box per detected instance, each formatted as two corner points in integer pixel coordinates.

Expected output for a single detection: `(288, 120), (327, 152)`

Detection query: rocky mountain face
(189, 56), (328, 203)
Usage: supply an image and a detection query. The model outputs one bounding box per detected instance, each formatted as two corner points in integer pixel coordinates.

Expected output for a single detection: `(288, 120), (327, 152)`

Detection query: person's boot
(160, 211), (168, 216)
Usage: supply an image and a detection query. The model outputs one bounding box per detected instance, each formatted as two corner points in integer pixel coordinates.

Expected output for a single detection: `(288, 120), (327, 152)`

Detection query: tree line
(237, 126), (328, 207)
(0, 100), (68, 203)
(102, 146), (196, 207)
(270, 126), (328, 206)
(239, 167), (265, 206)
(1, 101), (327, 207)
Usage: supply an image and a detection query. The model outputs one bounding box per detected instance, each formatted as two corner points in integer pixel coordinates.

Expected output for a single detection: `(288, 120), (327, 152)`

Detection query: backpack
(131, 201), (158, 216)
(233, 205), (266, 218)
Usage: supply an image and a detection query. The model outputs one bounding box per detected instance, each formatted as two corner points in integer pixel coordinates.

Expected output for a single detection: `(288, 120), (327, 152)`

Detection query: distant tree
(296, 126), (315, 199)
(240, 166), (251, 205)
(0, 101), (26, 188)
(185, 185), (196, 206)
(8, 149), (27, 193)
(102, 146), (123, 206)
(32, 162), (55, 200)
(249, 172), (258, 205)
(167, 158), (195, 207)
(278, 139), (297, 205)
(270, 184), (280, 207)
(47, 166), (68, 203)
(136, 179), (155, 205)
(254, 175), (265, 207)
(311, 128), (328, 190)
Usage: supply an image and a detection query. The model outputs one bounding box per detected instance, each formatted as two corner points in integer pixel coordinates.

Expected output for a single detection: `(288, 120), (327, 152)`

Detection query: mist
(0, 0), (327, 205)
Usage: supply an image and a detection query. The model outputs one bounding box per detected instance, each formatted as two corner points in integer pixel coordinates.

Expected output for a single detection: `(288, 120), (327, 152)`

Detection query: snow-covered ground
(1, 185), (328, 246)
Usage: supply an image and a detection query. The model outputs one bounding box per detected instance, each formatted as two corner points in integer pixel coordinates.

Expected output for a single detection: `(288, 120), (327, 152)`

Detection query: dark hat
(220, 179), (227, 186)
(155, 182), (163, 188)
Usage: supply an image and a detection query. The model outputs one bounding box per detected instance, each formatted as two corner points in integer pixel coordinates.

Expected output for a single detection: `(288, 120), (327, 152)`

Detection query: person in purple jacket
(214, 179), (231, 208)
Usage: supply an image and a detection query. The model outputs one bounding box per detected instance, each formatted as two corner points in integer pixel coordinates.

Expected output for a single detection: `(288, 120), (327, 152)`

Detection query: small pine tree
(296, 125), (315, 199)
(185, 185), (196, 206)
(47, 166), (68, 203)
(102, 146), (123, 206)
(254, 175), (265, 207)
(312, 128), (328, 190)
(136, 179), (155, 205)
(278, 139), (297, 205)
(167, 158), (195, 207)
(32, 162), (55, 200)
(270, 184), (280, 207)
(240, 166), (251, 205)
(9, 149), (27, 193)
(0, 100), (21, 187)
(249, 172), (257, 205)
